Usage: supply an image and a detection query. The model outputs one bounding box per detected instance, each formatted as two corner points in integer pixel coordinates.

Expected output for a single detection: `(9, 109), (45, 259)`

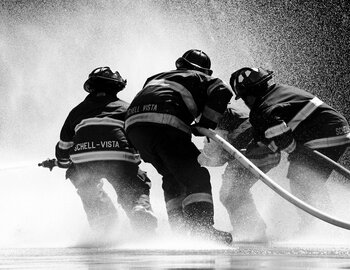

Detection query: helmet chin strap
(95, 92), (106, 97)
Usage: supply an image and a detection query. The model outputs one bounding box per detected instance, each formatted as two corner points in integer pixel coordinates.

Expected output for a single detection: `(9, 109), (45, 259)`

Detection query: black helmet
(230, 67), (273, 100)
(175, 49), (213, 76)
(83, 67), (127, 93)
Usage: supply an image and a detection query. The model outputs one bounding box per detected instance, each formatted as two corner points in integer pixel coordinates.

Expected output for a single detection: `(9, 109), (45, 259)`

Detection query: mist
(0, 0), (349, 248)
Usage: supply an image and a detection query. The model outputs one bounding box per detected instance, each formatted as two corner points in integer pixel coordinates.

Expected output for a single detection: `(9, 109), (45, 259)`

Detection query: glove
(56, 159), (72, 169)
(190, 123), (207, 137)
(245, 141), (281, 173)
(137, 168), (152, 189)
(198, 149), (227, 167)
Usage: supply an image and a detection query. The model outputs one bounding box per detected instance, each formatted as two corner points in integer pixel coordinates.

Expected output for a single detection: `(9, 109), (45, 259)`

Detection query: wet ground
(1, 243), (350, 270)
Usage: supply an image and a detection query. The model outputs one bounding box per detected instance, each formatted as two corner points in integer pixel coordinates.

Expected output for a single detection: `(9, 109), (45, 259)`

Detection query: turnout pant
(66, 160), (151, 233)
(219, 160), (267, 240)
(200, 123), (279, 240)
(127, 125), (214, 232)
(287, 144), (348, 230)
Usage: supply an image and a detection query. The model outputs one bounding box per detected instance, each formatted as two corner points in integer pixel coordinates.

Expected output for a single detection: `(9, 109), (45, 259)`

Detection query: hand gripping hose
(197, 127), (350, 230)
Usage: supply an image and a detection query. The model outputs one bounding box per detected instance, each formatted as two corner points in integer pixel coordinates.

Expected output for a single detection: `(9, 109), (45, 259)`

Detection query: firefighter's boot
(130, 194), (158, 234)
(167, 207), (188, 234)
(76, 181), (118, 234)
(183, 201), (232, 245)
(166, 195), (188, 234)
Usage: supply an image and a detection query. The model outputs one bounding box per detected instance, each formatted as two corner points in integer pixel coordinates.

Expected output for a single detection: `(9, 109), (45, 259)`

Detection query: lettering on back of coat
(74, 141), (120, 151)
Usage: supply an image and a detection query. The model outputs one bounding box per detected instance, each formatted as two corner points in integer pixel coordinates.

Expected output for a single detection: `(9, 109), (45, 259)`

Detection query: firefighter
(229, 67), (350, 233)
(198, 105), (281, 241)
(55, 67), (157, 235)
(125, 49), (233, 244)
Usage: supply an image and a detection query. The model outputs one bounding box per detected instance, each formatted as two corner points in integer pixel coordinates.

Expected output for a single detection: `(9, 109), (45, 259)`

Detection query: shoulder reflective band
(288, 97), (323, 131)
(144, 79), (198, 118)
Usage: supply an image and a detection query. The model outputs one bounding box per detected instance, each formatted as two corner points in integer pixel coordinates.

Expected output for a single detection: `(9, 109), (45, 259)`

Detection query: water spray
(0, 162), (37, 172)
(197, 127), (350, 230)
(0, 159), (64, 172)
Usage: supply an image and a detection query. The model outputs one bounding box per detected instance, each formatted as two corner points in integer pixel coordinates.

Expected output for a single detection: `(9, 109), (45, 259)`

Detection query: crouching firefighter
(198, 106), (281, 241)
(229, 67), (350, 234)
(55, 67), (157, 235)
(125, 49), (233, 244)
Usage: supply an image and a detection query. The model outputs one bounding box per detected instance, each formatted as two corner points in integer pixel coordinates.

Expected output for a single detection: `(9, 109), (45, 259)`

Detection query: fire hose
(197, 127), (350, 230)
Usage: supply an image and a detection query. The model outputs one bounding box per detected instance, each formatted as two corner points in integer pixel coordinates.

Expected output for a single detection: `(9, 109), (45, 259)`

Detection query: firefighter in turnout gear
(198, 106), (281, 241)
(230, 67), (350, 233)
(125, 49), (233, 244)
(55, 67), (157, 235)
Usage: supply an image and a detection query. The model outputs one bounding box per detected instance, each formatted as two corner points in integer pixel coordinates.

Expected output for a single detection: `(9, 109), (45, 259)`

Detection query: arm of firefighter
(264, 118), (296, 154)
(55, 117), (74, 169)
(245, 141), (281, 173)
(55, 142), (72, 168)
(197, 79), (233, 130)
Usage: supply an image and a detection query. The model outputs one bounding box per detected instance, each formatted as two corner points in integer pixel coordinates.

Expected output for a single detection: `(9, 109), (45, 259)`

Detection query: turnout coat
(249, 84), (350, 153)
(55, 94), (140, 166)
(125, 69), (233, 134)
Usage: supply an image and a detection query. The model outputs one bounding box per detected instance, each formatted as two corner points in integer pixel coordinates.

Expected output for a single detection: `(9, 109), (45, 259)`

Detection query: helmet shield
(83, 67), (127, 93)
(175, 49), (213, 75)
(230, 67), (273, 100)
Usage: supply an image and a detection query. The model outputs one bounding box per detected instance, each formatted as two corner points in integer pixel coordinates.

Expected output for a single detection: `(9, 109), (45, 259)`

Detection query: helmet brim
(83, 78), (93, 93)
(83, 76), (126, 93)
(176, 57), (213, 76)
(230, 68), (273, 99)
